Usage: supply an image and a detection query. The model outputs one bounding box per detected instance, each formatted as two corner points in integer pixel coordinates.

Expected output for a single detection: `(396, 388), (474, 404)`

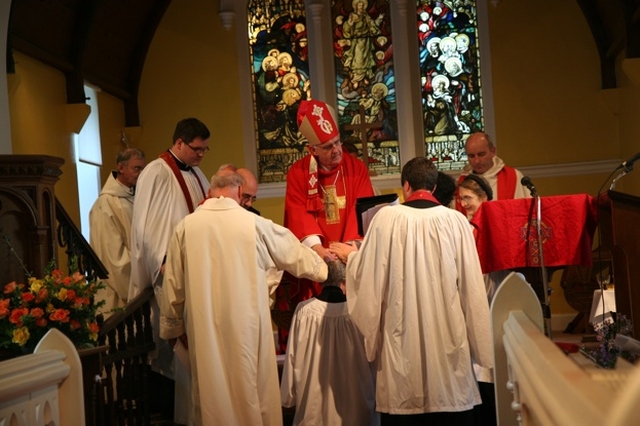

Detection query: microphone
(620, 152), (640, 172)
(521, 176), (537, 197)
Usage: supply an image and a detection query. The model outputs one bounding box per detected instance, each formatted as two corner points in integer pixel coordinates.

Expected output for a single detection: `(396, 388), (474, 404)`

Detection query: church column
(0, 1), (13, 154)
(225, 0), (261, 175)
(304, 0), (337, 107)
(390, 0), (424, 165)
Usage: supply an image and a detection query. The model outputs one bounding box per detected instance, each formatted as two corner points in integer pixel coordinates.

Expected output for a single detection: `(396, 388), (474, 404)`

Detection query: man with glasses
(217, 163), (260, 215)
(128, 117), (211, 425)
(276, 99), (374, 352)
(89, 148), (146, 317)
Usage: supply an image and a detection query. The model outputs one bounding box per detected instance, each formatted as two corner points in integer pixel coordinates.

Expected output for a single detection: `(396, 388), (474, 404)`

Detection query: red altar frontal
(470, 194), (598, 274)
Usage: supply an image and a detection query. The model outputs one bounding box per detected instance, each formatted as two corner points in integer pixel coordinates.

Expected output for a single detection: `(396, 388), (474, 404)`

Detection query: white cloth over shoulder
(160, 197), (327, 426)
(280, 298), (379, 426)
(347, 204), (492, 415)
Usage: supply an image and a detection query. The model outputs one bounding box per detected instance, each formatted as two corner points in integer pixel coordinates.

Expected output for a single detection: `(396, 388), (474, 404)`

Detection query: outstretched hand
(329, 241), (358, 263)
(312, 244), (338, 262)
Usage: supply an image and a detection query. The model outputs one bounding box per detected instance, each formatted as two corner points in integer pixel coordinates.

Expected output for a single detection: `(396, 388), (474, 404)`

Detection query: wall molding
(257, 158), (623, 198)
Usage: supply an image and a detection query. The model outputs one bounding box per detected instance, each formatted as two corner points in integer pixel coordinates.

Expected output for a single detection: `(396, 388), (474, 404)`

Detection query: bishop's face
(311, 140), (343, 170)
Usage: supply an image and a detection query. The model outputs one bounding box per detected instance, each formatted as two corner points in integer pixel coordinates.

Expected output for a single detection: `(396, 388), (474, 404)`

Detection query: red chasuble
(276, 153), (374, 352)
(284, 152), (374, 245)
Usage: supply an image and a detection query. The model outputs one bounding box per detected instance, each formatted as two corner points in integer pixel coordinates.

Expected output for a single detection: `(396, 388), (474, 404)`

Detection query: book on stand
(356, 193), (399, 236)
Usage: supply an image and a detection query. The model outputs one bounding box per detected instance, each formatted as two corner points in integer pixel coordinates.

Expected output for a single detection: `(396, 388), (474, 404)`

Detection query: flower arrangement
(589, 313), (636, 369)
(0, 261), (105, 357)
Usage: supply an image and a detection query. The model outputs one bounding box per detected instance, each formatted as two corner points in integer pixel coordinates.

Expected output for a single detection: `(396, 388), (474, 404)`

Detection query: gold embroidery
(319, 167), (345, 225)
(323, 185), (340, 224)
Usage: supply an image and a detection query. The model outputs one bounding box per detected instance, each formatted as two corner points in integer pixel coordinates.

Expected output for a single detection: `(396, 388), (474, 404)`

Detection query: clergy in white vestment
(159, 169), (328, 426)
(89, 148), (146, 317)
(280, 259), (379, 426)
(331, 157), (493, 426)
(128, 117), (211, 424)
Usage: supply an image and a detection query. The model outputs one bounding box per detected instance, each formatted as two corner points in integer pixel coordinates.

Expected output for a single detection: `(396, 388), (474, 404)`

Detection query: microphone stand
(609, 167), (630, 191)
(534, 192), (553, 340)
(527, 186), (553, 339)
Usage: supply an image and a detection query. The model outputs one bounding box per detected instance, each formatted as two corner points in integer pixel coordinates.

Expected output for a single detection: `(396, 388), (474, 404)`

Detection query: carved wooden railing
(94, 287), (155, 426)
(55, 197), (157, 425)
(55, 197), (108, 281)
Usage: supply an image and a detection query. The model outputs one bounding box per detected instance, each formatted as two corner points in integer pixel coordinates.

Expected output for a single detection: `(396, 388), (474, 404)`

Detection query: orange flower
(30, 307), (44, 319)
(9, 307), (29, 326)
(88, 322), (100, 334)
(51, 269), (64, 282)
(4, 281), (17, 294)
(70, 319), (81, 330)
(36, 288), (48, 302)
(72, 271), (85, 285)
(0, 298), (10, 319)
(65, 289), (76, 301)
(35, 317), (48, 327)
(49, 308), (70, 323)
(62, 276), (72, 286)
(21, 292), (35, 303)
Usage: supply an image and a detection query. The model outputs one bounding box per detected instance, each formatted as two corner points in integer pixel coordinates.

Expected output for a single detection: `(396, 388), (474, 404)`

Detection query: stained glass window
(248, 0), (311, 183)
(417, 1), (484, 171)
(331, 0), (400, 176)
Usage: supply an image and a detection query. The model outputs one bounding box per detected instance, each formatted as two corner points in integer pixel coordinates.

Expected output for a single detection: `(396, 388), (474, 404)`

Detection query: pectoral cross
(321, 185), (346, 224)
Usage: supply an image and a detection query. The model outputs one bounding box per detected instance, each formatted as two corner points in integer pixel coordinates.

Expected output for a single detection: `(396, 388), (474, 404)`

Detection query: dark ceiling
(5, 0), (640, 127)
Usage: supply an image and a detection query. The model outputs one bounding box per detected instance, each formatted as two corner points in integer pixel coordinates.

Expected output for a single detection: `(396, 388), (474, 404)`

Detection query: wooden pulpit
(0, 155), (64, 283)
(597, 190), (640, 337)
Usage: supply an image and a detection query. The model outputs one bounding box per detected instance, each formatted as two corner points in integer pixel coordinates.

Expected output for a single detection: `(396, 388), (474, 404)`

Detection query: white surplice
(129, 157), (209, 300)
(89, 172), (134, 317)
(346, 204), (493, 415)
(128, 154), (208, 424)
(159, 197), (328, 426)
(280, 298), (379, 426)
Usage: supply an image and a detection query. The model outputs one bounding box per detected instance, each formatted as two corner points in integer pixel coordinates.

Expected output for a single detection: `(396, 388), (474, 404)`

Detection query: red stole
(497, 166), (518, 200)
(159, 151), (206, 213)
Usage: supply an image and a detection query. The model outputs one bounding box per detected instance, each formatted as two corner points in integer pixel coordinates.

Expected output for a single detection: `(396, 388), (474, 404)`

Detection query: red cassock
(276, 153), (374, 352)
(471, 194), (598, 274)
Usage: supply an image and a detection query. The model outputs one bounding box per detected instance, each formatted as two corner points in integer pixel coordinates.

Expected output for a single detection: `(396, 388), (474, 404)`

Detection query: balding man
(217, 164), (260, 214)
(456, 132), (529, 213)
(160, 169), (327, 425)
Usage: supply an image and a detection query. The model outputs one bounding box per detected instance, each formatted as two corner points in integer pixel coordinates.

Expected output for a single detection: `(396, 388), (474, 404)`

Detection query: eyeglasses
(458, 195), (476, 204)
(118, 162), (145, 172)
(183, 142), (210, 155)
(315, 140), (343, 152)
(241, 193), (257, 203)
